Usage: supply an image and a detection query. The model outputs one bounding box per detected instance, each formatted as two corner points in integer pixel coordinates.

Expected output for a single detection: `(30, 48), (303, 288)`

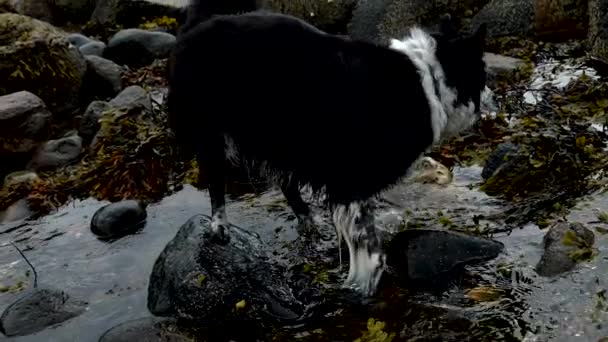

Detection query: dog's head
(433, 16), (488, 116)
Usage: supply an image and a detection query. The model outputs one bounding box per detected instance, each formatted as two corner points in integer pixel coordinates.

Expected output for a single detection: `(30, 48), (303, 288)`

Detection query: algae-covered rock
(265, 0), (357, 34)
(535, 222), (595, 276)
(589, 0), (608, 63)
(470, 0), (534, 38)
(0, 13), (87, 115)
(349, 0), (489, 45)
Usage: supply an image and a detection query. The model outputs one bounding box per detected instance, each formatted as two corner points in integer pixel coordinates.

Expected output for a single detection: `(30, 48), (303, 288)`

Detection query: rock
(264, 0), (357, 34)
(482, 142), (520, 180)
(483, 52), (527, 89)
(90, 200), (148, 239)
(0, 288), (86, 337)
(589, 0), (608, 63)
(0, 198), (33, 223)
(0, 13), (87, 115)
(108, 85), (152, 111)
(536, 222), (595, 276)
(67, 32), (91, 47)
(79, 100), (110, 143)
(3, 170), (39, 188)
(79, 40), (106, 56)
(147, 214), (303, 325)
(349, 0), (489, 45)
(386, 229), (504, 281)
(99, 317), (189, 342)
(26, 134), (83, 172)
(409, 156), (453, 185)
(91, 0), (187, 29)
(534, 0), (587, 40)
(52, 0), (97, 25)
(5, 0), (54, 23)
(470, 0), (534, 38)
(83, 55), (123, 100)
(103, 28), (176, 67)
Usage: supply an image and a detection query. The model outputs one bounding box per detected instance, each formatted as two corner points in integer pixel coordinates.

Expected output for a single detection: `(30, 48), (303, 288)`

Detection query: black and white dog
(168, 0), (488, 295)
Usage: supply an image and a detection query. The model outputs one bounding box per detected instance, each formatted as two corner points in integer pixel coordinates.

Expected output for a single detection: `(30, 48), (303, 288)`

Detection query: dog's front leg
(331, 200), (386, 295)
(280, 177), (316, 237)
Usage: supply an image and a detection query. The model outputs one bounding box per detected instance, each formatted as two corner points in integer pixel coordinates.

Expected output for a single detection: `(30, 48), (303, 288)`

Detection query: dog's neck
(389, 28), (476, 144)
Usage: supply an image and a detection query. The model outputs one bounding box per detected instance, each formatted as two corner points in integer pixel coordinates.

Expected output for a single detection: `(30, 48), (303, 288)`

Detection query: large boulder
(0, 91), (52, 177)
(0, 0), (96, 25)
(0, 13), (87, 115)
(534, 0), (587, 40)
(349, 0), (490, 44)
(470, 0), (534, 39)
(0, 0), (54, 23)
(264, 0), (357, 34)
(589, 0), (608, 63)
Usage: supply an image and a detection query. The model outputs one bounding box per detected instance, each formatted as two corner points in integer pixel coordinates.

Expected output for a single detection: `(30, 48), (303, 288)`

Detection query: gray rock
(66, 32), (91, 47)
(263, 0), (357, 34)
(470, 0), (534, 38)
(99, 317), (189, 342)
(108, 85), (152, 111)
(79, 40), (106, 57)
(26, 134), (83, 172)
(536, 222), (595, 277)
(79, 100), (110, 143)
(5, 0), (54, 23)
(0, 13), (87, 115)
(147, 214), (303, 324)
(0, 288), (86, 337)
(83, 55), (123, 99)
(481, 142), (520, 180)
(386, 229), (504, 280)
(483, 52), (527, 89)
(348, 0), (394, 43)
(91, 0), (187, 28)
(53, 0), (96, 24)
(103, 28), (176, 67)
(0, 198), (33, 224)
(90, 200), (147, 239)
(589, 0), (608, 63)
(0, 91), (51, 156)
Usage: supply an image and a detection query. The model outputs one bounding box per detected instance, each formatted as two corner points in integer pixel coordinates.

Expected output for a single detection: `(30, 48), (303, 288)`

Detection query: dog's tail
(181, 0), (259, 33)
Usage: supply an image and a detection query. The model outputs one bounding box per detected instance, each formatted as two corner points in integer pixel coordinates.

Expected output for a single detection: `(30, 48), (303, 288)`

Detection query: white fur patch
(224, 134), (240, 166)
(332, 202), (385, 294)
(389, 28), (477, 144)
(211, 205), (229, 234)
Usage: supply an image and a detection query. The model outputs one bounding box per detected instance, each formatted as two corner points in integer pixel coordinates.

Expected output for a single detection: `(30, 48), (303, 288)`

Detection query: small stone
(535, 222), (595, 277)
(79, 41), (106, 57)
(27, 134), (83, 172)
(83, 55), (124, 100)
(103, 28), (176, 68)
(0, 288), (86, 337)
(66, 33), (91, 47)
(90, 200), (148, 239)
(108, 85), (152, 111)
(0, 91), (52, 156)
(386, 229), (504, 280)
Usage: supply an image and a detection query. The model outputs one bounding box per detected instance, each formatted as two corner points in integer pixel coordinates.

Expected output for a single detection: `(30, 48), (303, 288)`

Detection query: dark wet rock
(348, 0), (489, 45)
(108, 85), (152, 111)
(79, 40), (106, 57)
(103, 28), (176, 68)
(536, 222), (595, 277)
(79, 100), (110, 143)
(589, 0), (608, 63)
(148, 214), (303, 326)
(0, 14), (87, 115)
(90, 200), (148, 239)
(483, 53), (527, 89)
(91, 0), (187, 28)
(470, 0), (534, 38)
(534, 0), (587, 40)
(98, 317), (189, 342)
(386, 229), (504, 281)
(67, 32), (92, 47)
(26, 134), (83, 172)
(0, 91), (52, 157)
(264, 0), (357, 34)
(482, 142), (520, 180)
(83, 55), (124, 99)
(0, 288), (87, 337)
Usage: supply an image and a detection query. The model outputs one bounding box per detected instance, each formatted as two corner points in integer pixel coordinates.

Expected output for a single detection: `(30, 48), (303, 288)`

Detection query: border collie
(168, 0), (488, 295)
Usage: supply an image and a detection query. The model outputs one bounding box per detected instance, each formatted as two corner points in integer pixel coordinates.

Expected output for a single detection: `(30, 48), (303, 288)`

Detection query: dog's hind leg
(331, 200), (386, 295)
(280, 177), (316, 237)
(197, 134), (230, 243)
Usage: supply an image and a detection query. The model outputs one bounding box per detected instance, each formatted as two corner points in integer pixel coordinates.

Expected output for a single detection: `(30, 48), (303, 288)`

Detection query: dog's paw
(208, 220), (231, 244)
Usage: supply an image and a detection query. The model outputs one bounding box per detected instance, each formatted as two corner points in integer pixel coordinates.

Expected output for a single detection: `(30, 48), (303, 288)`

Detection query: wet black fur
(167, 1), (487, 219)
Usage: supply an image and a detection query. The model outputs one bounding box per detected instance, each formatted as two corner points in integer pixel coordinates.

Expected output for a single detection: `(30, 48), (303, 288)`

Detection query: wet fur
(168, 0), (487, 295)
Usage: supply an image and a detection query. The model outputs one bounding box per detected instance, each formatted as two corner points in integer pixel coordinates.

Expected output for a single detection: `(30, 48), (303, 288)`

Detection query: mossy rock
(0, 13), (87, 116)
(588, 0), (608, 63)
(264, 0), (357, 34)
